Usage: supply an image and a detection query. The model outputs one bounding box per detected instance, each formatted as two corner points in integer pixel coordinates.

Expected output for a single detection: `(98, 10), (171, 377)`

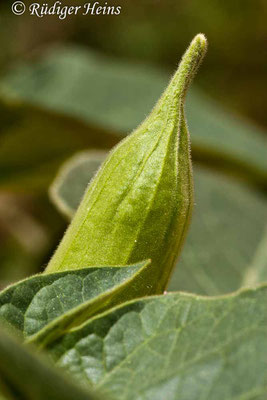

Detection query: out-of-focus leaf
(0, 261), (150, 342)
(0, 99), (119, 191)
(50, 151), (107, 219)
(48, 151), (267, 295)
(1, 46), (267, 189)
(0, 327), (101, 400)
(0, 47), (166, 134)
(45, 285), (267, 400)
(170, 167), (267, 295)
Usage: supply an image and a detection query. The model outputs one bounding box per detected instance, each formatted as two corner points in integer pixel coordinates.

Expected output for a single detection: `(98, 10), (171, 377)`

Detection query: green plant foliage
(1, 45), (267, 190)
(43, 285), (267, 400)
(48, 151), (267, 295)
(0, 99), (119, 191)
(0, 327), (101, 400)
(50, 151), (107, 219)
(170, 168), (267, 295)
(0, 261), (150, 341)
(0, 34), (267, 400)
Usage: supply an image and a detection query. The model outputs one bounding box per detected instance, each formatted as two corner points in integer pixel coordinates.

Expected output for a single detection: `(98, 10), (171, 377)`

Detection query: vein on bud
(46, 34), (208, 294)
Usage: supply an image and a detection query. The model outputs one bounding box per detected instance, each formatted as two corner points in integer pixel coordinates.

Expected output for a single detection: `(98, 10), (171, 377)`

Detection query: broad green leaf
(0, 327), (101, 400)
(48, 151), (267, 295)
(1, 46), (267, 188)
(43, 285), (267, 400)
(0, 261), (151, 340)
(0, 47), (166, 134)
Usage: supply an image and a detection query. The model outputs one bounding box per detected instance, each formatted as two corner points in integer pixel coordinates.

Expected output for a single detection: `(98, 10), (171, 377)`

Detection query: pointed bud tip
(192, 33), (208, 54)
(171, 34), (207, 103)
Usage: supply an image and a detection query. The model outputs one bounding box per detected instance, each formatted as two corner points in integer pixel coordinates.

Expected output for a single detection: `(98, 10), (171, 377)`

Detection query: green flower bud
(46, 34), (207, 293)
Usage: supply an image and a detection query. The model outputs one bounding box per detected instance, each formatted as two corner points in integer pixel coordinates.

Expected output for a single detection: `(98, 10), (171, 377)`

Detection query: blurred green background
(0, 0), (267, 294)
